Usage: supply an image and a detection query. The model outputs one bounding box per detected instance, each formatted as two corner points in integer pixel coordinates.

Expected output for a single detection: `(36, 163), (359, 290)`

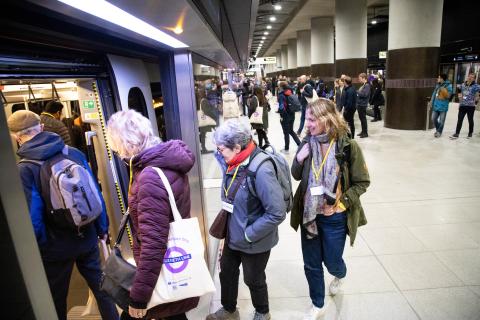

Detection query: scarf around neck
(226, 140), (256, 173)
(303, 133), (339, 239)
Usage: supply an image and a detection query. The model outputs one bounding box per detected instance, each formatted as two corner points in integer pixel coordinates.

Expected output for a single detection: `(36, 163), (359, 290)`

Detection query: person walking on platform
(7, 110), (118, 320)
(431, 74), (452, 137)
(107, 110), (199, 320)
(291, 99), (370, 319)
(248, 86), (271, 147)
(370, 78), (385, 122)
(356, 73), (371, 138)
(341, 76), (357, 138)
(207, 120), (286, 320)
(450, 72), (480, 139)
(278, 81), (301, 153)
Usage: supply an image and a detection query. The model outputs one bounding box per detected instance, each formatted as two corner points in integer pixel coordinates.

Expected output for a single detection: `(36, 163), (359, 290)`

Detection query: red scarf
(226, 140), (256, 173)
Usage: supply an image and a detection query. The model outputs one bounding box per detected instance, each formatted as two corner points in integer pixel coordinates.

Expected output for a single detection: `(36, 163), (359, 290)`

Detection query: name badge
(310, 186), (325, 196)
(222, 201), (234, 213)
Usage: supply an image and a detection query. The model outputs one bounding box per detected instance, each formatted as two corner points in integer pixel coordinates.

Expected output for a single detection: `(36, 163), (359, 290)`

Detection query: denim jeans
(219, 245), (271, 314)
(297, 104), (307, 134)
(432, 110), (447, 134)
(301, 213), (347, 308)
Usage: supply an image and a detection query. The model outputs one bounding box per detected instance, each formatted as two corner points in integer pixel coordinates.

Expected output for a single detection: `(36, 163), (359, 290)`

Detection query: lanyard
(223, 166), (240, 198)
(41, 112), (56, 119)
(311, 140), (334, 182)
(128, 157), (134, 195)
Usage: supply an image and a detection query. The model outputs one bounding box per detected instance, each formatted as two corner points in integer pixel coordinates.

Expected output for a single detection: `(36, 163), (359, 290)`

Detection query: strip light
(57, 0), (188, 48)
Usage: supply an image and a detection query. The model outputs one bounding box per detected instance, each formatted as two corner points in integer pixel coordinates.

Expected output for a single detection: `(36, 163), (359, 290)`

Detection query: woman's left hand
(129, 306), (147, 318)
(323, 204), (336, 216)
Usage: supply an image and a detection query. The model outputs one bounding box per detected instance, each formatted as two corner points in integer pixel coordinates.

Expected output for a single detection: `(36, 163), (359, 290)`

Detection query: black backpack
(287, 94), (301, 112)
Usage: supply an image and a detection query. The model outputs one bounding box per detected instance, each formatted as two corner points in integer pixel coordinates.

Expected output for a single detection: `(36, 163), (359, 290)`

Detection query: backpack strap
(19, 158), (44, 166)
(246, 150), (278, 198)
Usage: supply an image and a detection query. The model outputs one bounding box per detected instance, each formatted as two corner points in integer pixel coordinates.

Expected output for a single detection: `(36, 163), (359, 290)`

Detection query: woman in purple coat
(107, 110), (199, 320)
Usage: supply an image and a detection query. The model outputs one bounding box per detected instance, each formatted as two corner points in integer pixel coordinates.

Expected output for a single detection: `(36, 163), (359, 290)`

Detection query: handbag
(250, 106), (264, 125)
(101, 167), (216, 311)
(198, 99), (216, 127)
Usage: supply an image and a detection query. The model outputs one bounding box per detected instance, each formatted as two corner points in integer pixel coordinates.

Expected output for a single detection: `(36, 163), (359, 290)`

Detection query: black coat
(370, 86), (385, 106)
(343, 85), (357, 112)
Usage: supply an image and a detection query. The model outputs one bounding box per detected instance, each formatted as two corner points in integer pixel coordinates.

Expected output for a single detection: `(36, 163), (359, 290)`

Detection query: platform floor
(196, 103), (480, 320)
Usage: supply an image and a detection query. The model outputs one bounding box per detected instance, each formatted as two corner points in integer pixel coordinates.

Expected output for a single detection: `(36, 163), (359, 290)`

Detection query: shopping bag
(305, 89), (319, 104)
(249, 106), (264, 125)
(147, 167), (216, 309)
(198, 110), (216, 127)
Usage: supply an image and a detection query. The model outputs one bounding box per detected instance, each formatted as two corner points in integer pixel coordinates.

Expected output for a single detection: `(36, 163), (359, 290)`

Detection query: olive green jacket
(290, 134), (370, 245)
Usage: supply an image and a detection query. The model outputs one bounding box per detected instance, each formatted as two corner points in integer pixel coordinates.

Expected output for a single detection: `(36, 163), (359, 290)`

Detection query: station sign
(250, 57), (277, 65)
(379, 51), (387, 59)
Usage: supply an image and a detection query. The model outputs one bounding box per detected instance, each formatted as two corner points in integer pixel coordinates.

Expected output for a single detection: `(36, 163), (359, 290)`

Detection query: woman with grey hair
(207, 120), (286, 320)
(106, 109), (199, 320)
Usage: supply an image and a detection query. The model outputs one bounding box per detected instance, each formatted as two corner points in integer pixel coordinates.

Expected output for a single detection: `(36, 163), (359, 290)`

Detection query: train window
(127, 87), (148, 117)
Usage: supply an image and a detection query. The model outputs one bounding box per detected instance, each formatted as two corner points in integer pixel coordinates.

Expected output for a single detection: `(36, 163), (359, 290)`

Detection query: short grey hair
(107, 109), (161, 159)
(213, 119), (252, 150)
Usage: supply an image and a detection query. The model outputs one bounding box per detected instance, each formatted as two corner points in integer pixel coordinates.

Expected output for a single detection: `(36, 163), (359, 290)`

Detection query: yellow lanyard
(311, 140), (334, 182)
(41, 112), (56, 118)
(128, 157), (134, 195)
(223, 166), (240, 198)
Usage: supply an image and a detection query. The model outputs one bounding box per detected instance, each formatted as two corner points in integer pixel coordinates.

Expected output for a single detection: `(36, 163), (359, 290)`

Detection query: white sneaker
(329, 277), (344, 296)
(303, 304), (327, 320)
(280, 149), (289, 154)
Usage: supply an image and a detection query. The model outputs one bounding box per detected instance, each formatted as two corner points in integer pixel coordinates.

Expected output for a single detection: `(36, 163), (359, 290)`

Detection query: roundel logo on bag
(163, 246), (192, 273)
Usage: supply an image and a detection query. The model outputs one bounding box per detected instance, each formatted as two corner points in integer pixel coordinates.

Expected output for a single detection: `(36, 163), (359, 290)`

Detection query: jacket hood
(283, 88), (293, 96)
(131, 140), (195, 174)
(17, 131), (65, 160)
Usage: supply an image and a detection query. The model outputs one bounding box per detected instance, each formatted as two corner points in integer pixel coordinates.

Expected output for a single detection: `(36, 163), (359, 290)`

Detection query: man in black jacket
(342, 76), (357, 138)
(297, 75), (314, 135)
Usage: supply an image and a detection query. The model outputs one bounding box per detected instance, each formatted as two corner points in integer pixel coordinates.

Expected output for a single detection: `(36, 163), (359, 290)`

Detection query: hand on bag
(323, 204), (336, 216)
(296, 144), (310, 164)
(129, 306), (147, 318)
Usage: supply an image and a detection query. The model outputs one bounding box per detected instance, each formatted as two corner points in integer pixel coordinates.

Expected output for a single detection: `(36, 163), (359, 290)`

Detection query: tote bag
(249, 106), (264, 125)
(147, 167), (216, 308)
(305, 88), (319, 104)
(198, 110), (216, 127)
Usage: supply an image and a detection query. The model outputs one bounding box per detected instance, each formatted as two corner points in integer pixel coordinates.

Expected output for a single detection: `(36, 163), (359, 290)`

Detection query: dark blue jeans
(43, 246), (119, 320)
(432, 110), (447, 134)
(297, 104), (307, 134)
(301, 213), (347, 308)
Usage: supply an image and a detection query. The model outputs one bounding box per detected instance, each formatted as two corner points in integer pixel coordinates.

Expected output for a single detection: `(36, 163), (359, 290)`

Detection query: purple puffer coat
(128, 140), (199, 318)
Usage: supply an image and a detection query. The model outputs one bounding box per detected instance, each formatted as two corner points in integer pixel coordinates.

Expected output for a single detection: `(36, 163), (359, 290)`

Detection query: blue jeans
(432, 110), (447, 134)
(301, 213), (347, 308)
(297, 104), (307, 134)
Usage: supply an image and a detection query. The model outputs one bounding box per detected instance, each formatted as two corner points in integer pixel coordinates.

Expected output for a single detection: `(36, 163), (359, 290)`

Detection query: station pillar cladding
(281, 44), (289, 76)
(385, 0), (443, 130)
(276, 49), (282, 74)
(296, 30), (311, 77)
(311, 17), (335, 83)
(287, 38), (298, 78)
(335, 0), (367, 82)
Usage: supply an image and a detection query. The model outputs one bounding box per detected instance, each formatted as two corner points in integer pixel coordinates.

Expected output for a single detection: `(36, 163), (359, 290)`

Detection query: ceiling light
(267, 25), (272, 29)
(274, 5), (282, 10)
(269, 16), (276, 22)
(371, 20), (377, 25)
(262, 36), (266, 40)
(264, 32), (269, 35)
(56, 0), (188, 48)
(260, 40), (264, 44)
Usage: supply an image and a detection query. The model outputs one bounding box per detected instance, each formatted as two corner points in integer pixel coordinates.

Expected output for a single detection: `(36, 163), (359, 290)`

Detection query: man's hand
(129, 306), (147, 318)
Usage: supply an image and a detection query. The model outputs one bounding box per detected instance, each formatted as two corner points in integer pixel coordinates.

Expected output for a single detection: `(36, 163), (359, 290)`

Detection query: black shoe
(359, 133), (368, 138)
(201, 149), (214, 154)
(371, 119), (378, 122)
(357, 132), (364, 136)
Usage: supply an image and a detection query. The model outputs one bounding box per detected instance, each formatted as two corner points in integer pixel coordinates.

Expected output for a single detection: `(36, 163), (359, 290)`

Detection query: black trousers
(373, 104), (382, 120)
(343, 108), (356, 138)
(121, 311), (187, 320)
(256, 129), (269, 147)
(455, 105), (475, 135)
(43, 246), (118, 320)
(357, 105), (368, 134)
(281, 117), (301, 150)
(219, 245), (271, 314)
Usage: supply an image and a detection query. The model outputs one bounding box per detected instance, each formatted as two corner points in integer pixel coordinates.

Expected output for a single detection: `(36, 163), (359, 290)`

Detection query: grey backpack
(22, 148), (102, 233)
(247, 145), (293, 213)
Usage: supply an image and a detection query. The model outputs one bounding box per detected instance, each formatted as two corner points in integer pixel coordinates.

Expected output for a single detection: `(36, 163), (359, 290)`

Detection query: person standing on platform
(297, 75), (315, 136)
(430, 74), (452, 137)
(334, 79), (345, 112)
(248, 86), (271, 147)
(369, 78), (385, 123)
(291, 99), (370, 319)
(450, 72), (480, 139)
(341, 76), (357, 138)
(356, 73), (370, 138)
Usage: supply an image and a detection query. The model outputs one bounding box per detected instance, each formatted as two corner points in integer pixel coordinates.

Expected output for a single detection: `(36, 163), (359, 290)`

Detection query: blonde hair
(107, 109), (161, 159)
(307, 98), (349, 139)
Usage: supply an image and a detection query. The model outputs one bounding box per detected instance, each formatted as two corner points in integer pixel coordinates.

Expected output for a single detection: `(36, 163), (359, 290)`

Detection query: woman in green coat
(291, 98), (370, 320)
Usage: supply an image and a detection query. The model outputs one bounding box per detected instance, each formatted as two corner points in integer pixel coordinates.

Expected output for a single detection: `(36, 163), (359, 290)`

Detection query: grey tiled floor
(189, 102), (480, 320)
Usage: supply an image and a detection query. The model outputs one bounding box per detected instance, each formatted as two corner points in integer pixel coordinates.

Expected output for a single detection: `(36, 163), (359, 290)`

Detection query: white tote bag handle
(151, 167), (182, 222)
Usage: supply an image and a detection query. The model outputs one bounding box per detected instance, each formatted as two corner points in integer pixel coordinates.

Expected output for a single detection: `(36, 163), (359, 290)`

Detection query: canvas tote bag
(305, 87), (319, 104)
(198, 99), (216, 127)
(249, 96), (264, 125)
(147, 167), (216, 308)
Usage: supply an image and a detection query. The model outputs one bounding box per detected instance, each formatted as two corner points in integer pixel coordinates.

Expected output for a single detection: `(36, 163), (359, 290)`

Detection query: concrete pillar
(311, 17), (335, 81)
(276, 49), (282, 73)
(281, 44), (288, 76)
(385, 0), (443, 130)
(335, 0), (367, 80)
(297, 30), (311, 77)
(287, 39), (297, 77)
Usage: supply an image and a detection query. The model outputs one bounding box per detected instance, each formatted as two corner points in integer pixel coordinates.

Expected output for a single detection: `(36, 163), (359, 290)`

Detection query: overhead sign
(250, 57), (277, 65)
(379, 51), (387, 59)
